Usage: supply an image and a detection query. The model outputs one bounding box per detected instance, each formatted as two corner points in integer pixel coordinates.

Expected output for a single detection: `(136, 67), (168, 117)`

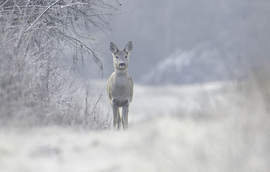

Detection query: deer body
(107, 41), (133, 129)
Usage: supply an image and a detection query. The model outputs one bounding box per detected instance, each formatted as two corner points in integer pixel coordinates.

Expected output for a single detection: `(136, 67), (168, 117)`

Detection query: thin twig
(23, 0), (61, 33)
(89, 84), (106, 116)
(55, 30), (103, 68)
(115, 0), (122, 6)
(0, 0), (9, 8)
(61, 2), (87, 8)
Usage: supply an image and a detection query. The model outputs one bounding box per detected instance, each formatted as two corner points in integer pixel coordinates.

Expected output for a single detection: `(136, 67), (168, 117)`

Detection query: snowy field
(0, 80), (269, 172)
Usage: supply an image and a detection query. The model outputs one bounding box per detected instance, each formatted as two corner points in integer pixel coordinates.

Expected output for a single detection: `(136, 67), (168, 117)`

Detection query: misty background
(90, 0), (270, 85)
(1, 1), (270, 171)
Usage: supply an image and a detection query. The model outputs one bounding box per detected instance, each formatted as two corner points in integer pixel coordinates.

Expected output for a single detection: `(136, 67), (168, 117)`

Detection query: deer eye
(115, 56), (118, 58)
(125, 56), (127, 58)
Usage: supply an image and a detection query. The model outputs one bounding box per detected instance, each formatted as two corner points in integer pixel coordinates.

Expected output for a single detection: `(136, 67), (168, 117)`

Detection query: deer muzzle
(119, 62), (125, 68)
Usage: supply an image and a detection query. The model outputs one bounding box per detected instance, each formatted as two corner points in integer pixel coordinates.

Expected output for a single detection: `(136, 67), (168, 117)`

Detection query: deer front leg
(112, 100), (120, 129)
(122, 100), (129, 129)
(117, 109), (121, 129)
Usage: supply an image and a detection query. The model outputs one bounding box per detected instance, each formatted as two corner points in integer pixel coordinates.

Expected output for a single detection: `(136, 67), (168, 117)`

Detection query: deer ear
(124, 41), (133, 53)
(110, 42), (118, 54)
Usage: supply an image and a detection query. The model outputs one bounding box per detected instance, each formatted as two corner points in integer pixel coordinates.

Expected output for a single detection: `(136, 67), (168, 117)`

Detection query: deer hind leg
(122, 101), (129, 129)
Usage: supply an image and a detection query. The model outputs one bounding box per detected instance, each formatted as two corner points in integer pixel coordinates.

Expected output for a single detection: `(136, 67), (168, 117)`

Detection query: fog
(99, 0), (270, 84)
(1, 1), (270, 172)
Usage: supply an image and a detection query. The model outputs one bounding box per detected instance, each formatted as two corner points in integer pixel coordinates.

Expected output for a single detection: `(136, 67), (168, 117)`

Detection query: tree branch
(23, 0), (61, 33)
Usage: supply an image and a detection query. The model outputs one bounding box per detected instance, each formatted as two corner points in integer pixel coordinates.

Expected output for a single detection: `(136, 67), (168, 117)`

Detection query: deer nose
(119, 63), (125, 67)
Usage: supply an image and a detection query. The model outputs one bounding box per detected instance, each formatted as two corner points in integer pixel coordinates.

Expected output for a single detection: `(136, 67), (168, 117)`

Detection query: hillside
(140, 43), (244, 85)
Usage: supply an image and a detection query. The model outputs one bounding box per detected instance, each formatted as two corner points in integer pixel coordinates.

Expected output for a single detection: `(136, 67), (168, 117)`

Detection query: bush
(0, 0), (120, 129)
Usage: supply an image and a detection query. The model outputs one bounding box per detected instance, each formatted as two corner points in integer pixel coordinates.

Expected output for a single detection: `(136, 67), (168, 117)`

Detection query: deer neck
(114, 69), (128, 86)
(115, 68), (128, 75)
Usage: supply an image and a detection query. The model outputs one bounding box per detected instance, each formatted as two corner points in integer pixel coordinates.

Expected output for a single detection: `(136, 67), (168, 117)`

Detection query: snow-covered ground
(0, 81), (269, 172)
(87, 80), (227, 122)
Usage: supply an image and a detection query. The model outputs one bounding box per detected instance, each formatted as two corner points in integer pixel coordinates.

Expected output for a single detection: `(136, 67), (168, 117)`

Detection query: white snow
(0, 80), (269, 172)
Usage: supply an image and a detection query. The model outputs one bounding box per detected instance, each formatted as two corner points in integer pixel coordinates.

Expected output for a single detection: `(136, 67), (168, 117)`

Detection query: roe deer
(107, 41), (133, 129)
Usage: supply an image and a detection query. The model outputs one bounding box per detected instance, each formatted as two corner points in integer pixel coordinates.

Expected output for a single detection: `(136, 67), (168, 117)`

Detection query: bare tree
(0, 0), (121, 128)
